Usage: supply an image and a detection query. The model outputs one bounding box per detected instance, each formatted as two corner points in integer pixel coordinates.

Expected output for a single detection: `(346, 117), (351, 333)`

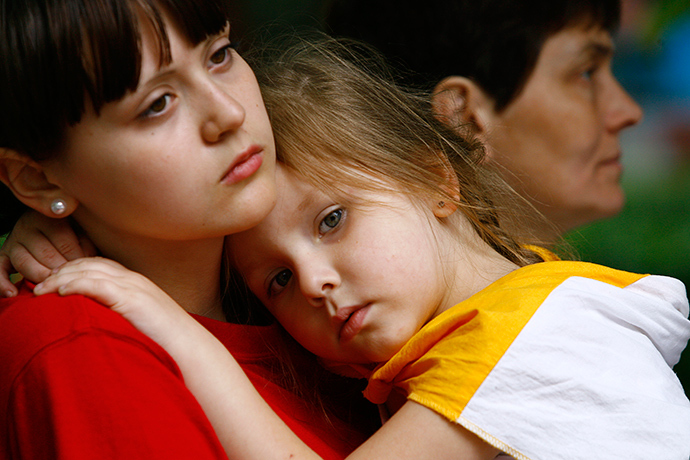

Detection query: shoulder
(0, 281), (176, 383)
(526, 261), (688, 312)
(1, 281), (154, 343)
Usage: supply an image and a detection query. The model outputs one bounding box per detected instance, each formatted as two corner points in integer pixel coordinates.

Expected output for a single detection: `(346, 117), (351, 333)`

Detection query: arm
(0, 210), (95, 296)
(36, 258), (500, 460)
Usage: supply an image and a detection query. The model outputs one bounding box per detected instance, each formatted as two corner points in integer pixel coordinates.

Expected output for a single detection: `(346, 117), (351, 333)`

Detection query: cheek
(279, 310), (327, 352)
(230, 63), (273, 133)
(499, 83), (603, 159)
(502, 108), (601, 172)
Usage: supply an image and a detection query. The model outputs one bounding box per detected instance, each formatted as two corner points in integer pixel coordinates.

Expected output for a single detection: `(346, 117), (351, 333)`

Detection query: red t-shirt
(0, 282), (372, 459)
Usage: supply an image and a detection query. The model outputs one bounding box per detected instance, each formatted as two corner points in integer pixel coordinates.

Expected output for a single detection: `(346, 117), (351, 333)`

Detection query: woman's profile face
(485, 25), (642, 235)
(44, 18), (277, 244)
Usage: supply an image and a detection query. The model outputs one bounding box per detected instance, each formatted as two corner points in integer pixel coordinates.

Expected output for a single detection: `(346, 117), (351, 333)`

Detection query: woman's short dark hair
(0, 0), (233, 233)
(325, 0), (620, 111)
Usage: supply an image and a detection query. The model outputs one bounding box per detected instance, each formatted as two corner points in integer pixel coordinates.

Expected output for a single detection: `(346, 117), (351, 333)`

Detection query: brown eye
(149, 96), (167, 113)
(141, 94), (171, 118)
(210, 45), (231, 65)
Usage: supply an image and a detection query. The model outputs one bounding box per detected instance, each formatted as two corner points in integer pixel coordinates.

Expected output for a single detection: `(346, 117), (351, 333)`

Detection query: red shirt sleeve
(1, 286), (229, 459)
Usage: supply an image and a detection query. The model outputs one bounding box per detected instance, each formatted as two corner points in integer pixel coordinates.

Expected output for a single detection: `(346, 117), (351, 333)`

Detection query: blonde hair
(222, 35), (548, 419)
(250, 34), (543, 267)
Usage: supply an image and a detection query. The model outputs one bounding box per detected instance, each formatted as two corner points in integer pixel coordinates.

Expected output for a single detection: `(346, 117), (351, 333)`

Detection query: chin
(236, 185), (277, 232)
(599, 186), (626, 217)
(574, 194), (626, 229)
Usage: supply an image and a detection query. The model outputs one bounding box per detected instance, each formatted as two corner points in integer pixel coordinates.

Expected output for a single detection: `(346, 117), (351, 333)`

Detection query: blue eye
(319, 209), (343, 235)
(269, 269), (292, 297)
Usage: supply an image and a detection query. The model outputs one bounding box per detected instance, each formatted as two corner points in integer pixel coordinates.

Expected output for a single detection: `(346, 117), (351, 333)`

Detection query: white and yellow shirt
(365, 261), (690, 459)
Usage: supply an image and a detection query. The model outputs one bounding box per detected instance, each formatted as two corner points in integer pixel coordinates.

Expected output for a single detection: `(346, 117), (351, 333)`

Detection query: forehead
(537, 26), (613, 70)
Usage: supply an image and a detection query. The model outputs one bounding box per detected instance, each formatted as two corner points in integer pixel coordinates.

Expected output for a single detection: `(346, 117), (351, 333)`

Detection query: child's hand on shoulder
(0, 210), (97, 297)
(34, 257), (193, 350)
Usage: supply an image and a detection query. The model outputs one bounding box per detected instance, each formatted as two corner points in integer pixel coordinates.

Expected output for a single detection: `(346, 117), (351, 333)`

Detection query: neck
(502, 205), (563, 248)
(438, 219), (520, 316)
(83, 229), (226, 321)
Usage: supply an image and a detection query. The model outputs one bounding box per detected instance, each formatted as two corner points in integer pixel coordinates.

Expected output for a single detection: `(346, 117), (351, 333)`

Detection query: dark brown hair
(0, 0), (232, 233)
(326, 0), (621, 111)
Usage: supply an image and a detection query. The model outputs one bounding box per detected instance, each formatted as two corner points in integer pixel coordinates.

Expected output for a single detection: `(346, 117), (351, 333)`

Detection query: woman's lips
(221, 146), (263, 185)
(599, 151), (622, 167)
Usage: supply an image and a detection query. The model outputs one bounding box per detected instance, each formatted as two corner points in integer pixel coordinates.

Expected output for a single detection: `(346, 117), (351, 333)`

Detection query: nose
(604, 76), (643, 134)
(200, 81), (246, 143)
(298, 261), (341, 308)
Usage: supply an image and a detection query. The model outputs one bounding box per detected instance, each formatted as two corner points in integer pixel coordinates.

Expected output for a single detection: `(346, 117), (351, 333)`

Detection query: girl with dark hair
(0, 1), (372, 458)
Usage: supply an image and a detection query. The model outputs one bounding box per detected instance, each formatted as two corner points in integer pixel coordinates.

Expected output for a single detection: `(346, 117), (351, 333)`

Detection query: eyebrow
(297, 191), (319, 213)
(582, 41), (614, 61)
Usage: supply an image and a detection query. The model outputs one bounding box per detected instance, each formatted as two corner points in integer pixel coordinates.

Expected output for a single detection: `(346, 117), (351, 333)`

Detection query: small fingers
(35, 275), (125, 308)
(34, 262), (122, 295)
(34, 257), (142, 296)
(46, 257), (127, 276)
(47, 221), (90, 261)
(0, 252), (18, 297)
(3, 239), (56, 284)
(10, 211), (75, 270)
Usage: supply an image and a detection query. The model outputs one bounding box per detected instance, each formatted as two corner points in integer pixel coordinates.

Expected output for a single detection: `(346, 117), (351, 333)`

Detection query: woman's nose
(200, 82), (246, 143)
(605, 77), (643, 134)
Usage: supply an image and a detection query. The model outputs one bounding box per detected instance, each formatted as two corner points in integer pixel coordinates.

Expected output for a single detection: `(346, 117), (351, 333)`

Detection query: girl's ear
(431, 76), (497, 160)
(431, 157), (461, 219)
(0, 149), (77, 217)
(432, 198), (457, 219)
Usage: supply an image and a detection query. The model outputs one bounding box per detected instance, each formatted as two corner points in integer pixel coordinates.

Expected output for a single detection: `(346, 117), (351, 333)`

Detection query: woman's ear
(0, 149), (77, 217)
(431, 76), (496, 140)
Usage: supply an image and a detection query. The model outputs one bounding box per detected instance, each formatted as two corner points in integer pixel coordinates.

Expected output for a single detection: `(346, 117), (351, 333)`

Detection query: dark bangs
(489, 0), (621, 111)
(0, 0), (232, 158)
(548, 0), (621, 36)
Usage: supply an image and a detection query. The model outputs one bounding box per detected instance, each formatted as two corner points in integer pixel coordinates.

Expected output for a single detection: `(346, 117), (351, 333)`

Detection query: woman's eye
(319, 209), (343, 235)
(269, 269), (292, 296)
(579, 62), (601, 82)
(141, 94), (172, 118)
(209, 44), (234, 66)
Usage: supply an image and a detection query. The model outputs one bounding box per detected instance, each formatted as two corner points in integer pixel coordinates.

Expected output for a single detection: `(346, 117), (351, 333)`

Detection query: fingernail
(3, 290), (15, 298)
(34, 283), (44, 294)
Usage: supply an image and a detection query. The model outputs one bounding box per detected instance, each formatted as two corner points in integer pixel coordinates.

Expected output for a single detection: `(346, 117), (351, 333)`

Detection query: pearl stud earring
(50, 199), (67, 215)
